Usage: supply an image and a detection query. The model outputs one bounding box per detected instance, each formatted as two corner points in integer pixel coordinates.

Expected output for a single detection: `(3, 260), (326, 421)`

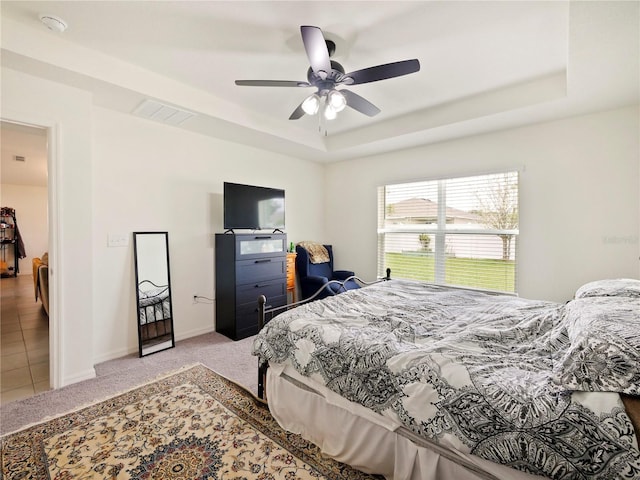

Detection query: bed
(137, 279), (172, 341)
(252, 277), (640, 480)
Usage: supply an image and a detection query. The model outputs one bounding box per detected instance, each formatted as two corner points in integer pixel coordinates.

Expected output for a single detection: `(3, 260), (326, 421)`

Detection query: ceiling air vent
(132, 99), (196, 126)
(14, 155), (26, 162)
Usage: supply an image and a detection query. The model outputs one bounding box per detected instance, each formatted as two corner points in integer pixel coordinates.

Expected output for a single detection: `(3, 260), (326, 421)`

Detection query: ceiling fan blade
(289, 102), (306, 120)
(301, 26), (331, 75)
(235, 80), (310, 87)
(341, 90), (381, 117)
(344, 59), (420, 85)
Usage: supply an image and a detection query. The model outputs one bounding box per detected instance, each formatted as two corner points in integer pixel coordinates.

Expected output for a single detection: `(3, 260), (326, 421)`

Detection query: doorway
(0, 121), (50, 404)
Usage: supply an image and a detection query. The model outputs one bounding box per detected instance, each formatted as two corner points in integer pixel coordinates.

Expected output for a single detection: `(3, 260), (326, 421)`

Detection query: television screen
(223, 182), (285, 231)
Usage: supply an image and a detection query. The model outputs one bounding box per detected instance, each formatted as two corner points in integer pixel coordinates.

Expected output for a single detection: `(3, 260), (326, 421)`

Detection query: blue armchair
(296, 244), (360, 301)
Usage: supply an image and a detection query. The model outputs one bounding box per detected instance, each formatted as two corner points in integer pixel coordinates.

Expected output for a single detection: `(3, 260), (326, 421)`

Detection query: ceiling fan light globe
(327, 90), (347, 112)
(302, 94), (320, 115)
(324, 104), (338, 120)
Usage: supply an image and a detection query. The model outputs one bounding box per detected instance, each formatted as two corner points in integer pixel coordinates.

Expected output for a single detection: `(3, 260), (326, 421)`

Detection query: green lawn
(385, 252), (515, 292)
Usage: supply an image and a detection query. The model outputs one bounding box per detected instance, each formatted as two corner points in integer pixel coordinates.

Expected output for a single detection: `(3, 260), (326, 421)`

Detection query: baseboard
(62, 367), (96, 387)
(92, 326), (217, 366)
(175, 325), (216, 341)
(93, 347), (134, 365)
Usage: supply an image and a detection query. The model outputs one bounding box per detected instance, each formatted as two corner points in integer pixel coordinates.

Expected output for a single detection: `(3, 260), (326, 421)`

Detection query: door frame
(1, 112), (61, 389)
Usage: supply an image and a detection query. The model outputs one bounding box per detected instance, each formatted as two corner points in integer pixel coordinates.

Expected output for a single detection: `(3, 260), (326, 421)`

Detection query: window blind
(377, 171), (518, 293)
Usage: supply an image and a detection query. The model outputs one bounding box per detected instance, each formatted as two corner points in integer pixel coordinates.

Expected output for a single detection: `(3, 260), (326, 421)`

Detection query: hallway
(1, 274), (50, 404)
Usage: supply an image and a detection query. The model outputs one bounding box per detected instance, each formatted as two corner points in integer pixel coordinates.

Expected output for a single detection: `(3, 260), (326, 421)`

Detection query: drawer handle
(254, 259), (271, 264)
(254, 284), (268, 288)
(254, 236), (272, 239)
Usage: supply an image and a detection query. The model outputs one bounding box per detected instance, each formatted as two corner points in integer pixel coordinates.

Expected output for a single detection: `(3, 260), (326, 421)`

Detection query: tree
(418, 233), (431, 252)
(475, 173), (518, 260)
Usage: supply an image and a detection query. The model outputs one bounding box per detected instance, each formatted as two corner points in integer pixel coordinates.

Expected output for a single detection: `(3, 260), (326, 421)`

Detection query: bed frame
(137, 279), (172, 342)
(256, 268), (391, 399)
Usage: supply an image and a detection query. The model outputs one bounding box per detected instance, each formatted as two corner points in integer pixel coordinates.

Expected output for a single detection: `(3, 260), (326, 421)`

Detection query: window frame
(377, 170), (519, 294)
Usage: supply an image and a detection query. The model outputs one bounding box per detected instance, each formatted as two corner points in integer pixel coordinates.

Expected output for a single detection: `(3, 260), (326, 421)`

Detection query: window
(377, 171), (519, 293)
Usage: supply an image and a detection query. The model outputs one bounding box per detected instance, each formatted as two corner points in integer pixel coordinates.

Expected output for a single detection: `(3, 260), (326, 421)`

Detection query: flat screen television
(223, 182), (285, 231)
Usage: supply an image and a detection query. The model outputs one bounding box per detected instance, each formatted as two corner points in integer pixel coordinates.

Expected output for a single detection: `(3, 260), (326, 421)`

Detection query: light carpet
(1, 332), (257, 435)
(1, 363), (380, 479)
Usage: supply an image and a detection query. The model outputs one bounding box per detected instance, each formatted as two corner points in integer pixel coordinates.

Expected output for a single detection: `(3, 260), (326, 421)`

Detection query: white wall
(0, 183), (48, 275)
(91, 107), (325, 362)
(2, 67), (325, 383)
(2, 67), (95, 386)
(325, 106), (640, 302)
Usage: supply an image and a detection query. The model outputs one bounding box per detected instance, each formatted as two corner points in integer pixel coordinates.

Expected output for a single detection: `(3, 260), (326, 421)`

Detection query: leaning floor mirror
(133, 232), (175, 357)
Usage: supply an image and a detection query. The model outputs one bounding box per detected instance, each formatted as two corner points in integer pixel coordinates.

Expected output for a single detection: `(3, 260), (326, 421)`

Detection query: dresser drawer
(236, 294), (287, 335)
(236, 278), (286, 306)
(236, 257), (286, 284)
(263, 293), (287, 312)
(237, 294), (287, 318)
(286, 253), (296, 288)
(234, 314), (260, 339)
(235, 234), (286, 260)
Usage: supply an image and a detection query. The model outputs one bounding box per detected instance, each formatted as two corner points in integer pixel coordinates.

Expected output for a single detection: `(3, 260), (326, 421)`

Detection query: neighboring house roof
(387, 198), (479, 223)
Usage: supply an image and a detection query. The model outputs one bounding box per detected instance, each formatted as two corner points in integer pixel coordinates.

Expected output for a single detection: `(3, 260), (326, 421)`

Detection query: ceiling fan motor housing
(306, 60), (349, 92)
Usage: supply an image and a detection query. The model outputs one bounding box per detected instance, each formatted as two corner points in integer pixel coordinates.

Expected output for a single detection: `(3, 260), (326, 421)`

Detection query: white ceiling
(0, 1), (638, 171)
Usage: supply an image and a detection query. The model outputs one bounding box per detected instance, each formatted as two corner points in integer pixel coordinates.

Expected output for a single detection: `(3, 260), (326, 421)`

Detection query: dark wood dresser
(215, 233), (287, 340)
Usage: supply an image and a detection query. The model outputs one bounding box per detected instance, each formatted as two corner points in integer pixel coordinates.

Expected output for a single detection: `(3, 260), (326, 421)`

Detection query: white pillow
(574, 278), (640, 299)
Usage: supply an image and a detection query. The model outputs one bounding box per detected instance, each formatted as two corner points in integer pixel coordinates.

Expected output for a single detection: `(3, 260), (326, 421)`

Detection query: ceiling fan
(235, 26), (421, 121)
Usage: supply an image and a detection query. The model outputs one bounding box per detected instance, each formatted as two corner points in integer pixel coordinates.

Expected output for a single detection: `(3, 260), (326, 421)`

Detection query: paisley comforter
(252, 279), (640, 479)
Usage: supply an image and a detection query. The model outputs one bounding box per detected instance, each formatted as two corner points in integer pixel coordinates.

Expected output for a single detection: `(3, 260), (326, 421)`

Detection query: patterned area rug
(1, 364), (379, 479)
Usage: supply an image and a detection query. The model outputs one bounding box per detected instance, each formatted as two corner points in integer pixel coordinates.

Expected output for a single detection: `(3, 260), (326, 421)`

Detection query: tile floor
(1, 274), (50, 404)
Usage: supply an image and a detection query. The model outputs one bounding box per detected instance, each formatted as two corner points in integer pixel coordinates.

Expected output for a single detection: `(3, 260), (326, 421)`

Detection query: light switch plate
(108, 233), (129, 247)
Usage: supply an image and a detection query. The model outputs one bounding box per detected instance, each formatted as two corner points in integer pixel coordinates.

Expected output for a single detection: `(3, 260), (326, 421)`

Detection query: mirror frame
(133, 231), (175, 357)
